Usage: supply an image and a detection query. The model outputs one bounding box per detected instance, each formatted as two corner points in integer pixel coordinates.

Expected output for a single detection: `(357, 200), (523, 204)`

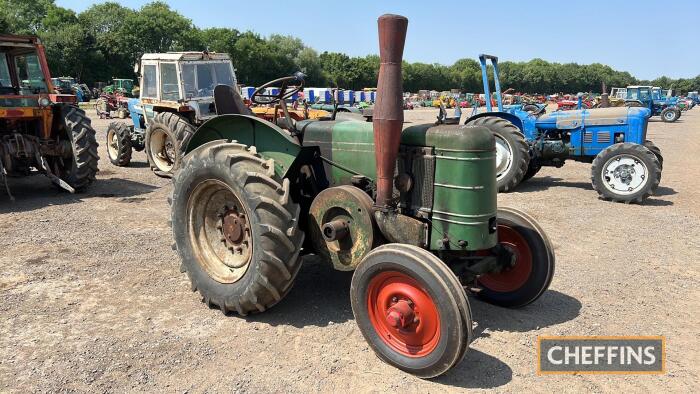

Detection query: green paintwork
(193, 114), (498, 251)
(303, 119), (498, 251)
(185, 114), (301, 178)
(402, 124), (497, 251)
(301, 120), (377, 185)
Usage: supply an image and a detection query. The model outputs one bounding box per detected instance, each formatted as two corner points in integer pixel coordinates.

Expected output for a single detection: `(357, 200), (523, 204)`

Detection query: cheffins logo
(537, 336), (665, 374)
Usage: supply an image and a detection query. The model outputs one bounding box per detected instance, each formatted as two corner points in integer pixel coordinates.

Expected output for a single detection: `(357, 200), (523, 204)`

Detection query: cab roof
(140, 52), (230, 61)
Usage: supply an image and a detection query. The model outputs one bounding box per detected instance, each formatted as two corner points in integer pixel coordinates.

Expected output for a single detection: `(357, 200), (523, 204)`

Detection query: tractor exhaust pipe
(373, 14), (408, 207)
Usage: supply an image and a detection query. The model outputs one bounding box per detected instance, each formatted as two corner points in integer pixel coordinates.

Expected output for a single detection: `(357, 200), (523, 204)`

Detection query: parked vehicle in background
(104, 78), (136, 97)
(106, 52), (237, 176)
(0, 34), (98, 199)
(465, 54), (662, 203)
(625, 85), (680, 122)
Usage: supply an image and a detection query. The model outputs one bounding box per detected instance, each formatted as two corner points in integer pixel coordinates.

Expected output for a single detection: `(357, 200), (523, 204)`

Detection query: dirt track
(1, 107), (699, 393)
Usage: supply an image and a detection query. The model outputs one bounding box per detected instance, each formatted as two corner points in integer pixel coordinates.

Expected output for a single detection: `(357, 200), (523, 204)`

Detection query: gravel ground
(1, 106), (698, 393)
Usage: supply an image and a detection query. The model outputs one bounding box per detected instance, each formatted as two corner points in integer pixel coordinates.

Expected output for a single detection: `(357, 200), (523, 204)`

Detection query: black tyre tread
(521, 161), (542, 182)
(476, 207), (555, 308)
(498, 207), (556, 298)
(145, 112), (196, 177)
(660, 107), (679, 123)
(467, 116), (530, 192)
(107, 122), (133, 166)
(591, 143), (662, 204)
(643, 140), (663, 170)
(61, 106), (99, 191)
(171, 140), (304, 316)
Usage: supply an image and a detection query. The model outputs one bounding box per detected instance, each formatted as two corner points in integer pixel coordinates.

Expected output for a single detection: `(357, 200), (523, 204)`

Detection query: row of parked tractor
(0, 18), (689, 379)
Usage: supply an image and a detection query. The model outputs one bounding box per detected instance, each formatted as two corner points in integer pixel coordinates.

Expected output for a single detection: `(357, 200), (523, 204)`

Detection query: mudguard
(185, 114), (302, 178)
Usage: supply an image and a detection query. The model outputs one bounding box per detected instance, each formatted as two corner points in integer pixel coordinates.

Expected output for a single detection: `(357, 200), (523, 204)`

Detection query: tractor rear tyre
(350, 244), (472, 378)
(106, 122), (133, 166)
(643, 140), (663, 170)
(53, 106), (99, 191)
(591, 143), (661, 203)
(476, 207), (555, 308)
(521, 160), (542, 182)
(145, 112), (195, 178)
(466, 116), (529, 192)
(171, 140), (304, 316)
(660, 107), (679, 122)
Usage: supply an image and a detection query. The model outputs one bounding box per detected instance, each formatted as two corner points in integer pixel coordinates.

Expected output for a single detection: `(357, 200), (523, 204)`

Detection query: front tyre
(145, 112), (195, 177)
(476, 207), (555, 308)
(591, 143), (661, 203)
(351, 244), (472, 378)
(171, 140), (304, 315)
(106, 122), (133, 166)
(466, 116), (529, 192)
(660, 107), (679, 122)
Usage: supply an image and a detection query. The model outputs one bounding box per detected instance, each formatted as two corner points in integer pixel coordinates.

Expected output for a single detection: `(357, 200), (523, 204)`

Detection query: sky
(55, 0), (699, 80)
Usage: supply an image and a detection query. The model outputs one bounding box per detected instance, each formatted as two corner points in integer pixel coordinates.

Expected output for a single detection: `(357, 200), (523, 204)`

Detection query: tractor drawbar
(373, 14), (407, 207)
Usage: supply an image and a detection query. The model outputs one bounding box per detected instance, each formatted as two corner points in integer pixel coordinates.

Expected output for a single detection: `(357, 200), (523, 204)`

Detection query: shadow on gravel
(515, 176), (593, 193)
(435, 349), (512, 389)
(247, 256), (354, 327)
(470, 290), (581, 337)
(0, 176), (158, 213)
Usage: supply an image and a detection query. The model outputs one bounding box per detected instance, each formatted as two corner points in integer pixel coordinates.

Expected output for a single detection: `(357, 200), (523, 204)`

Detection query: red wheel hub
(479, 224), (533, 292)
(366, 271), (440, 357)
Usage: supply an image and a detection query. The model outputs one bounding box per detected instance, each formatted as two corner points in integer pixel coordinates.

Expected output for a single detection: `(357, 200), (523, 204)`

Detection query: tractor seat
(214, 85), (253, 116)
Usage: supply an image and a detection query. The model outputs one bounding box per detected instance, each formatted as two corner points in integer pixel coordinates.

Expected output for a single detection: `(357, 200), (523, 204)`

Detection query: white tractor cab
(130, 51), (238, 177)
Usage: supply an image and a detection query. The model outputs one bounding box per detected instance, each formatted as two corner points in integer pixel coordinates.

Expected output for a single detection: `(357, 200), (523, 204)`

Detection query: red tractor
(0, 34), (98, 199)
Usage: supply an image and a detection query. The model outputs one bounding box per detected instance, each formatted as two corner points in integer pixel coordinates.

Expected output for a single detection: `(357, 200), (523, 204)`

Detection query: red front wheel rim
(366, 271), (441, 357)
(479, 224), (533, 292)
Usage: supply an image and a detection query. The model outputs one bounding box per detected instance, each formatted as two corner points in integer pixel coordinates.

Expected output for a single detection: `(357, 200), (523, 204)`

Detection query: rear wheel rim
(494, 135), (513, 180)
(107, 129), (118, 159)
(602, 154), (648, 195)
(479, 224), (533, 292)
(149, 129), (175, 172)
(664, 111), (675, 121)
(187, 180), (253, 284)
(366, 271), (440, 357)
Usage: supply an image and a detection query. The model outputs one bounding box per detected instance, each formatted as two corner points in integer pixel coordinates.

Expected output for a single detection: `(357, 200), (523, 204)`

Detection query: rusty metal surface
(373, 14), (408, 207)
(308, 185), (375, 271)
(373, 210), (428, 247)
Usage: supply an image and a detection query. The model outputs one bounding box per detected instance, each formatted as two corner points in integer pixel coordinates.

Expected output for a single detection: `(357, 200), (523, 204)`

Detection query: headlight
(38, 97), (51, 107)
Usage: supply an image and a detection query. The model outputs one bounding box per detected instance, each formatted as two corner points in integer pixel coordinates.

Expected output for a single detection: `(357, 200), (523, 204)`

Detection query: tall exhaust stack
(373, 14), (408, 207)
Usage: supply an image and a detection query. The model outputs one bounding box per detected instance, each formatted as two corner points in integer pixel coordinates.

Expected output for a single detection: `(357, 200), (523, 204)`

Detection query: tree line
(2, 0), (699, 94)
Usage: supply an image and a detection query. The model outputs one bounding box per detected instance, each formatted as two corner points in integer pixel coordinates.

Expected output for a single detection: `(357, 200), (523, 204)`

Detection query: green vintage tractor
(170, 15), (555, 378)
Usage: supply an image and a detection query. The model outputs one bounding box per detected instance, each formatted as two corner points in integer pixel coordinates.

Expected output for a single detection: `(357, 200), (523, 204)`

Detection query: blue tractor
(624, 85), (680, 122)
(105, 98), (146, 166)
(464, 54), (663, 203)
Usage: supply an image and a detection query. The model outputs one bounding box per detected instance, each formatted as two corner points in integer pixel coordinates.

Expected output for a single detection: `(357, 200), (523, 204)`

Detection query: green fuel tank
(299, 120), (498, 251)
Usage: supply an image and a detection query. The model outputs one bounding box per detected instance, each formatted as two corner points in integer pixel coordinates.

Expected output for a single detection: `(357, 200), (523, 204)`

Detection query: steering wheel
(251, 72), (305, 105)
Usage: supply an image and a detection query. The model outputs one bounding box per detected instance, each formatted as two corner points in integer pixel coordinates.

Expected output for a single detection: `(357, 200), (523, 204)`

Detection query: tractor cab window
(160, 63), (179, 101)
(0, 53), (12, 88)
(639, 88), (651, 101)
(14, 53), (48, 94)
(651, 89), (661, 100)
(182, 62), (235, 99)
(142, 64), (157, 98)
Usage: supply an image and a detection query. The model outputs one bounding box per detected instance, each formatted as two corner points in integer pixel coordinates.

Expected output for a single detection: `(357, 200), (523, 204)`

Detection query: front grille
(398, 145), (435, 215)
